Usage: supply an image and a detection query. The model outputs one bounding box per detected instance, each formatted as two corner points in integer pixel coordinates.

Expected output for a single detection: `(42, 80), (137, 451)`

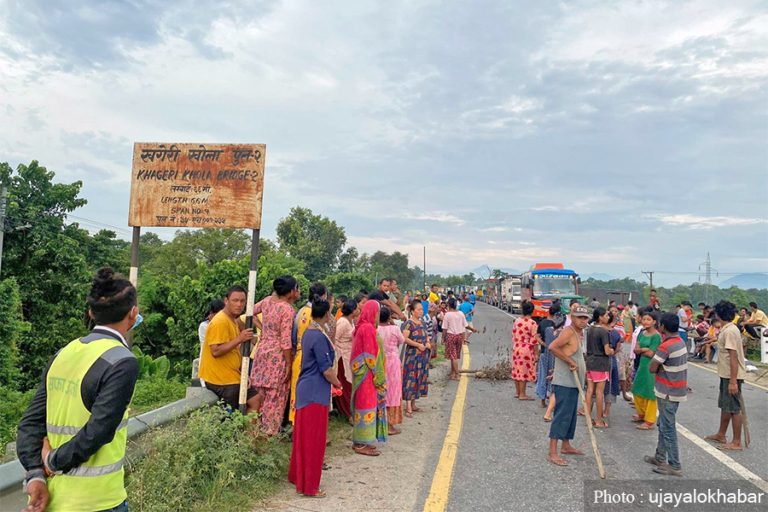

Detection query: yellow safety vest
(45, 335), (131, 511)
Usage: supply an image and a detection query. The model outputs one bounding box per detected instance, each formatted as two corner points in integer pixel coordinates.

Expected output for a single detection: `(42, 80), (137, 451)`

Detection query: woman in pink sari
(377, 305), (404, 435)
(350, 300), (388, 456)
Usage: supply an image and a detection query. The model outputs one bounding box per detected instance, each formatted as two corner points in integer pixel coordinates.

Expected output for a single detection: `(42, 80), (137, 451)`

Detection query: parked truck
(503, 275), (523, 313)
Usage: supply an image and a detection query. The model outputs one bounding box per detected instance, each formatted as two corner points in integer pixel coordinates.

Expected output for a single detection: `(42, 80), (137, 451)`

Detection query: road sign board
(128, 142), (266, 229)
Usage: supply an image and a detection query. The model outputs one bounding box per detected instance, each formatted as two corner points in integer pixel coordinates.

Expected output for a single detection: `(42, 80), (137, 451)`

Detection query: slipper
(388, 428), (401, 436)
(636, 423), (655, 430)
(631, 415), (644, 423)
(302, 490), (327, 498)
(404, 411), (413, 418)
(543, 416), (552, 422)
(594, 421), (608, 429)
(704, 435), (726, 443)
(717, 444), (743, 451)
(547, 457), (568, 467)
(412, 406), (422, 412)
(518, 396), (535, 401)
(353, 446), (380, 456)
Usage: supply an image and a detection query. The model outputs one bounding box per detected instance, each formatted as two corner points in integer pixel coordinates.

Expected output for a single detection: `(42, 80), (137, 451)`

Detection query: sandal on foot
(353, 445), (380, 456)
(636, 422), (655, 430)
(547, 456), (568, 467)
(302, 490), (327, 498)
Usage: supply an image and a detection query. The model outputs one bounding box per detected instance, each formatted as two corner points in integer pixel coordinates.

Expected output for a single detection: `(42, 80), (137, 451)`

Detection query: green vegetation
(126, 407), (288, 512)
(0, 387), (35, 457)
(130, 377), (189, 416)
(580, 277), (768, 309)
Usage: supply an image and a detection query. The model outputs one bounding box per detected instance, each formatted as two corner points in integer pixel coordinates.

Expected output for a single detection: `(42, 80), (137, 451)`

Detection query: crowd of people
(197, 278), (477, 498)
(512, 293), (762, 476)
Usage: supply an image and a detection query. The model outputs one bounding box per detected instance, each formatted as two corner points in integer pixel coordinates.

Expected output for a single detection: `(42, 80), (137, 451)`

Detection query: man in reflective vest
(17, 268), (140, 511)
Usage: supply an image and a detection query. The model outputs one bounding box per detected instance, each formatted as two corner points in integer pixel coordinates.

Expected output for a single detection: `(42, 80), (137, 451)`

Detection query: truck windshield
(533, 274), (576, 296)
(512, 284), (521, 295)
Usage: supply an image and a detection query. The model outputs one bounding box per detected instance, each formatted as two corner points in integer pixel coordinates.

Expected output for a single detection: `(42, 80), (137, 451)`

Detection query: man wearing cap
(546, 305), (590, 467)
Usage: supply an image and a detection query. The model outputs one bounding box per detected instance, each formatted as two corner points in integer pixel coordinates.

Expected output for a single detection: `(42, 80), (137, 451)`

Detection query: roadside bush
(0, 386), (34, 456)
(127, 407), (289, 512)
(130, 376), (188, 416)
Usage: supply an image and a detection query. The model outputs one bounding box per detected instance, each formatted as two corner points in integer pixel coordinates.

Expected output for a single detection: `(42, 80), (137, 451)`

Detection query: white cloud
(650, 213), (768, 230)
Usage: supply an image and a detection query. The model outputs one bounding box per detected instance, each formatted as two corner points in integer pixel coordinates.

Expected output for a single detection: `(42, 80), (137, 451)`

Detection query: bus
(520, 263), (583, 318)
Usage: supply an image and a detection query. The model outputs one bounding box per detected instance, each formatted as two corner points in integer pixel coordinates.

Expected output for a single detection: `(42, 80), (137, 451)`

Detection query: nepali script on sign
(128, 143), (266, 229)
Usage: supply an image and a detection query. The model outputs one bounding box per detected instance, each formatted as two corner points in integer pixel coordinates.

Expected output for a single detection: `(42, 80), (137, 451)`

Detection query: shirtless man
(546, 305), (590, 466)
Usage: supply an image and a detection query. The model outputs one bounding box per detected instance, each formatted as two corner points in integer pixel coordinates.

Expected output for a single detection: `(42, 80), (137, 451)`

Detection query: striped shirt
(653, 335), (688, 402)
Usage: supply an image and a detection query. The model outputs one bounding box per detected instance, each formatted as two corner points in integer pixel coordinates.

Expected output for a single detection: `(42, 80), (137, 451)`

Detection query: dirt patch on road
(257, 363), (450, 512)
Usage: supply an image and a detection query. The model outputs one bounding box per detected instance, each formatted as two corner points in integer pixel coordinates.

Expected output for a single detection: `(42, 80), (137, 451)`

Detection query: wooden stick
(572, 370), (606, 479)
(740, 392), (751, 448)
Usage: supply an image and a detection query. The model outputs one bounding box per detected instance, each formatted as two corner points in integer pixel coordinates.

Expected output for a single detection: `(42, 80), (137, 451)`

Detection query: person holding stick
(646, 312), (688, 476)
(546, 305), (590, 467)
(704, 300), (747, 451)
(200, 286), (258, 412)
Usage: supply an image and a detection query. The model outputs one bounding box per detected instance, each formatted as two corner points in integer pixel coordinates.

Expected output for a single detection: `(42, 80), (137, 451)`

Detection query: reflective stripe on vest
(45, 335), (132, 511)
(46, 418), (129, 437)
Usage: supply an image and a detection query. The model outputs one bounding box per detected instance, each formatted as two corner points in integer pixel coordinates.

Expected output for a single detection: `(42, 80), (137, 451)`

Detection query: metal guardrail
(0, 387), (217, 494)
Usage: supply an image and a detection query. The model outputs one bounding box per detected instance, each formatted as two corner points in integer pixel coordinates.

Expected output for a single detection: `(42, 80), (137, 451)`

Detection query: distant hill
(719, 273), (768, 290)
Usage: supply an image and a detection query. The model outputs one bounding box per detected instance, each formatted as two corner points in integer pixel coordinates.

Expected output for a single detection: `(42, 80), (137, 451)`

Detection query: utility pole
(0, 186), (6, 279)
(641, 270), (654, 291)
(423, 246), (426, 292)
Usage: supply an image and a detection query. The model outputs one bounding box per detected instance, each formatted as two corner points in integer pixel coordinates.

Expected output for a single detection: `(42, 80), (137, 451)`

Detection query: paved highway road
(418, 302), (768, 512)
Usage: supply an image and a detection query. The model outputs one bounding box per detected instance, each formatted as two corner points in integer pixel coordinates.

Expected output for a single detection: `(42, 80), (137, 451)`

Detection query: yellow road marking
(689, 361), (768, 392)
(423, 344), (471, 512)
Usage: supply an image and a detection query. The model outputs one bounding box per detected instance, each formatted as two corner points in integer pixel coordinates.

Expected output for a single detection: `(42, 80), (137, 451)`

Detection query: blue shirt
(459, 301), (474, 322)
(421, 300), (430, 317)
(295, 328), (335, 410)
(469, 293), (476, 305)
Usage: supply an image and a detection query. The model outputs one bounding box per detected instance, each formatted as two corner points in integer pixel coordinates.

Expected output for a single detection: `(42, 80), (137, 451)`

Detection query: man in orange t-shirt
(199, 285), (258, 411)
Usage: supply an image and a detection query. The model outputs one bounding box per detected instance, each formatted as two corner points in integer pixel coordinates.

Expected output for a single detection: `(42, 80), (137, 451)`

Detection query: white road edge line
(676, 422), (768, 493)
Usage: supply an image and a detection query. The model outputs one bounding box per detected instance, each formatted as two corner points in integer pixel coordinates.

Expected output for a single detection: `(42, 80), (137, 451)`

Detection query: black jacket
(16, 328), (139, 483)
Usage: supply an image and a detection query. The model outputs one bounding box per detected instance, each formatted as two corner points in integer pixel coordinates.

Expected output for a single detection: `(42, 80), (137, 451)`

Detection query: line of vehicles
(485, 262), (584, 318)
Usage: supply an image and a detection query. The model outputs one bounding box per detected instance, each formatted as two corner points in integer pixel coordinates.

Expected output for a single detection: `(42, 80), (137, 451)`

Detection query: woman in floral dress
(250, 276), (300, 435)
(511, 300), (539, 400)
(401, 300), (432, 417)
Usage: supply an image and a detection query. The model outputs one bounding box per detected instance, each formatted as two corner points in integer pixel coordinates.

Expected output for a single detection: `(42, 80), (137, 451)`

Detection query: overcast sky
(1, 0), (766, 286)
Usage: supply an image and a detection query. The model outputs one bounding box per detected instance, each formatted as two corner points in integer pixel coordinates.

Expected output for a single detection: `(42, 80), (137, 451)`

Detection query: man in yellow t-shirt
(744, 301), (768, 339)
(199, 285), (257, 411)
(428, 283), (440, 303)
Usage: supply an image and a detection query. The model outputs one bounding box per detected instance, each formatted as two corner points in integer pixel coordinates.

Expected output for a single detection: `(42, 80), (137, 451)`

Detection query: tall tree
(0, 161), (91, 389)
(276, 206), (346, 281)
(143, 228), (251, 280)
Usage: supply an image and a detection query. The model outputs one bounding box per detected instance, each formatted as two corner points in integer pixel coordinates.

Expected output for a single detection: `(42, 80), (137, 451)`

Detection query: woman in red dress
(511, 301), (540, 400)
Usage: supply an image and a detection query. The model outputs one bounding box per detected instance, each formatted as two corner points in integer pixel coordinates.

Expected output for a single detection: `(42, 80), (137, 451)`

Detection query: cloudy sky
(1, 0), (766, 286)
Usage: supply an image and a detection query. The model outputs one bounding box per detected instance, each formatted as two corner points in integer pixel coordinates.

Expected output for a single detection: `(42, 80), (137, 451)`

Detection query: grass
(127, 407), (289, 512)
(130, 376), (189, 415)
(433, 342), (446, 363)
